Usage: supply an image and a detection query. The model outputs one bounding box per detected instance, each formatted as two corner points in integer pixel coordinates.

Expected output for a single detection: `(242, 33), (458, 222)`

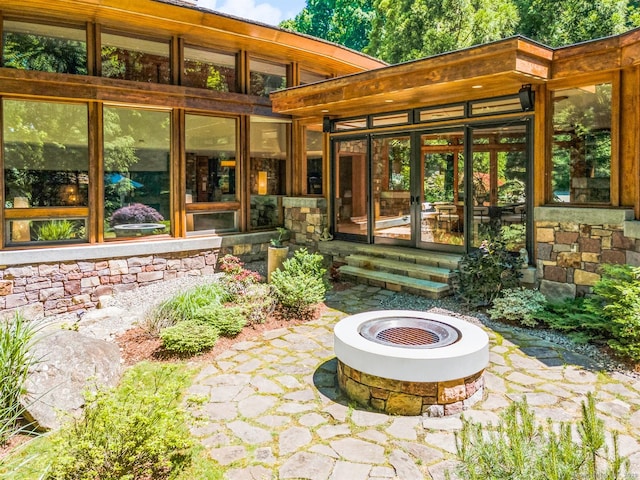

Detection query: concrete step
(338, 265), (451, 299)
(345, 254), (453, 284)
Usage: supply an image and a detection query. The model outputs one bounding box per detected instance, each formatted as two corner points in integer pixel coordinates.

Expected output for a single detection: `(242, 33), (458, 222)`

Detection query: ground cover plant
(452, 393), (632, 479)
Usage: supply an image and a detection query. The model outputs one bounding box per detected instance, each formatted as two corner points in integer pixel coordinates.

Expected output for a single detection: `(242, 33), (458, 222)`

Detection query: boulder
(22, 329), (122, 431)
(76, 306), (140, 341)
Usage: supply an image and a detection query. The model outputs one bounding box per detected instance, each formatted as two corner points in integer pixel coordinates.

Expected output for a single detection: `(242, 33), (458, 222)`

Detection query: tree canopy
(280, 0), (640, 63)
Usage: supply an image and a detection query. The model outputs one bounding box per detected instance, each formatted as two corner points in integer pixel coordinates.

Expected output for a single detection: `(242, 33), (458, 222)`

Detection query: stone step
(338, 265), (451, 298)
(345, 254), (453, 284)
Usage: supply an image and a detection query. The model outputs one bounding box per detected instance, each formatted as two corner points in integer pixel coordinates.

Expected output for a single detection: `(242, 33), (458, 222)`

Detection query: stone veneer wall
(535, 207), (640, 300)
(283, 197), (328, 250)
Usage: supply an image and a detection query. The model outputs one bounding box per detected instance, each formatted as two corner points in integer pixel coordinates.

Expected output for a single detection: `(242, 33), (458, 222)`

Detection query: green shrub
(45, 362), (194, 480)
(36, 220), (78, 241)
(0, 312), (41, 445)
(452, 393), (632, 480)
(533, 298), (606, 345)
(146, 283), (228, 333)
(271, 248), (328, 319)
(193, 304), (246, 337)
(488, 288), (546, 327)
(160, 321), (219, 355)
(235, 283), (275, 325)
(453, 230), (523, 307)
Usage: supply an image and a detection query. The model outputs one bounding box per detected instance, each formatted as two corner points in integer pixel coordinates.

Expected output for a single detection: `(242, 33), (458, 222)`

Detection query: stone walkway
(186, 284), (640, 479)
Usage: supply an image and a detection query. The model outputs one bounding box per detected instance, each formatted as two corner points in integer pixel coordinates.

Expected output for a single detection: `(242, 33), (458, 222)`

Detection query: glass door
(371, 135), (412, 244)
(418, 130), (465, 250)
(333, 138), (369, 241)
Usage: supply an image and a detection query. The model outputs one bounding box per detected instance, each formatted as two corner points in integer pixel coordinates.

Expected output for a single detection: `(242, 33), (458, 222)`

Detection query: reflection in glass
(103, 106), (171, 238)
(249, 116), (289, 228)
(7, 218), (87, 244)
(187, 212), (237, 234)
(2, 20), (87, 74)
(306, 126), (323, 195)
(183, 47), (237, 92)
(101, 32), (170, 83)
(3, 100), (89, 208)
(552, 83), (611, 204)
(250, 59), (287, 97)
(334, 139), (368, 236)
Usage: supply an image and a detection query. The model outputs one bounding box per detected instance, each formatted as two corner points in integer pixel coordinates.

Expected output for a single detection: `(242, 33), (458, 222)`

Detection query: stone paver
(185, 284), (640, 479)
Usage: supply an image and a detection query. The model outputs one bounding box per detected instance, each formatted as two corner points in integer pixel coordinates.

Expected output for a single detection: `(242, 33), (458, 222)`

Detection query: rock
(77, 306), (140, 341)
(22, 329), (122, 431)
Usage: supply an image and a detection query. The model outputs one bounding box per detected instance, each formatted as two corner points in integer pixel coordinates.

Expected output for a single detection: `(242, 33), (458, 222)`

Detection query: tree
(366, 0), (519, 63)
(280, 0), (375, 52)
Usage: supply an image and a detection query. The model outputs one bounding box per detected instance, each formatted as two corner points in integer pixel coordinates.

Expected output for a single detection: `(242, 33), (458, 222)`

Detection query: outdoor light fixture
(258, 171), (268, 195)
(519, 84), (534, 111)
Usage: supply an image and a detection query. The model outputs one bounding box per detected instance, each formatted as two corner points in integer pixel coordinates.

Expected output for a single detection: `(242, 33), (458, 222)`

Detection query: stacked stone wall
(283, 197), (328, 250)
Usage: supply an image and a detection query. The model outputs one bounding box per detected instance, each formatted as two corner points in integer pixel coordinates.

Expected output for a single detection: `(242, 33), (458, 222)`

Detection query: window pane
(250, 116), (289, 228)
(183, 47), (237, 92)
(470, 96), (522, 116)
(552, 84), (611, 204)
(2, 20), (87, 74)
(4, 100), (89, 208)
(418, 105), (465, 122)
(185, 114), (237, 203)
(306, 126), (323, 195)
(371, 112), (410, 127)
(7, 218), (87, 244)
(101, 32), (170, 83)
(250, 58), (287, 97)
(187, 211), (237, 234)
(103, 107), (171, 238)
(334, 118), (367, 131)
(300, 69), (329, 85)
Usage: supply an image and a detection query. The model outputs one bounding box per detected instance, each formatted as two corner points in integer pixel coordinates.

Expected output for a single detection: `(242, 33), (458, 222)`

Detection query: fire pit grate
(359, 317), (460, 349)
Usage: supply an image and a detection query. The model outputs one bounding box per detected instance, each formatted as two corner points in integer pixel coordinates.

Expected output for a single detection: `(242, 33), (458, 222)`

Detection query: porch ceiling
(271, 37), (553, 118)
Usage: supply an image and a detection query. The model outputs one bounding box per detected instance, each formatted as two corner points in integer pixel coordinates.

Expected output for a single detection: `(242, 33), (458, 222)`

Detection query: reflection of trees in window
(2, 27), (87, 74)
(3, 100), (89, 207)
(101, 39), (170, 84)
(184, 61), (234, 91)
(552, 84), (611, 203)
(388, 139), (411, 191)
(249, 72), (287, 97)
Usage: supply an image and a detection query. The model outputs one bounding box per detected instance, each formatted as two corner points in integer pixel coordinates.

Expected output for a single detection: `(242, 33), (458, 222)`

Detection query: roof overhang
(271, 37), (553, 118)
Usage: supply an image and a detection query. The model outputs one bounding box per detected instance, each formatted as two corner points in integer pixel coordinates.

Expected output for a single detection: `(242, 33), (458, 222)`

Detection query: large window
(3, 99), (89, 244)
(250, 58), (287, 97)
(305, 126), (323, 195)
(2, 20), (87, 74)
(551, 83), (612, 204)
(183, 47), (237, 92)
(249, 116), (290, 228)
(101, 32), (170, 84)
(185, 114), (238, 233)
(103, 106), (171, 239)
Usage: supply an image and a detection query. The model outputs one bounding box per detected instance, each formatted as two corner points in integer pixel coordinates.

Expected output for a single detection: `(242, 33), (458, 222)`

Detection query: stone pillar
(283, 197), (328, 251)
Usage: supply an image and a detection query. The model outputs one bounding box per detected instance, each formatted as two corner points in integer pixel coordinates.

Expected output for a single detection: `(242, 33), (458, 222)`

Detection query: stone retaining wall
(283, 197), (328, 250)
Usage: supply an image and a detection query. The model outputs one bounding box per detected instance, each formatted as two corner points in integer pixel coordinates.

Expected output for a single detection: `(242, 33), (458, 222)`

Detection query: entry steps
(317, 241), (461, 298)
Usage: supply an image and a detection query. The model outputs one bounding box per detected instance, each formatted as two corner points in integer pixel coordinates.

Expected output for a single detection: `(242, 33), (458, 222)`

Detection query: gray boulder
(22, 329), (122, 431)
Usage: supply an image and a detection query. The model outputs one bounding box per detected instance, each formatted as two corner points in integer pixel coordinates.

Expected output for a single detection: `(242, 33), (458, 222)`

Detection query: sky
(196, 0), (306, 26)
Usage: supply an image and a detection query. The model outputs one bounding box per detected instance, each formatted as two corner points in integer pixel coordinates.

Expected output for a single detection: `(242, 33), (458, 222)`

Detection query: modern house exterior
(2, 0), (640, 315)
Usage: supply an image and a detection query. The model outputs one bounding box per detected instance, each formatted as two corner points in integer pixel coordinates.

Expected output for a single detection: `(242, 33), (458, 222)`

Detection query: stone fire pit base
(337, 360), (485, 416)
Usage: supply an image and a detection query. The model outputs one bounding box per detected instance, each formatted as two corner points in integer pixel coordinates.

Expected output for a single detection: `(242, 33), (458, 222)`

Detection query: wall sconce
(258, 171), (268, 195)
(519, 84), (534, 111)
(61, 185), (79, 205)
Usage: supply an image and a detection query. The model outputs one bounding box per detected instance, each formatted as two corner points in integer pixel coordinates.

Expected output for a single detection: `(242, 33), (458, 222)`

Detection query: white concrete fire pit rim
(334, 310), (489, 383)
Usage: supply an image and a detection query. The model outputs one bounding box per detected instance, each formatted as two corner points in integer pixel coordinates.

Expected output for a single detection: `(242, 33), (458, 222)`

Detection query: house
(1, 0), (639, 315)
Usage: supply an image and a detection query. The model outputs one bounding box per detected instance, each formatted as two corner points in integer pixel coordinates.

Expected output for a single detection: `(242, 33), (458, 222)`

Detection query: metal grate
(376, 327), (440, 346)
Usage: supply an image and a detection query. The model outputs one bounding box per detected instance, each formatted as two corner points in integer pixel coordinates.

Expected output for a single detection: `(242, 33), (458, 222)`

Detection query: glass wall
(334, 138), (369, 238)
(3, 99), (89, 244)
(249, 116), (289, 228)
(250, 58), (287, 97)
(103, 106), (171, 239)
(552, 83), (612, 204)
(305, 126), (323, 195)
(2, 20), (87, 74)
(183, 47), (237, 92)
(101, 32), (170, 84)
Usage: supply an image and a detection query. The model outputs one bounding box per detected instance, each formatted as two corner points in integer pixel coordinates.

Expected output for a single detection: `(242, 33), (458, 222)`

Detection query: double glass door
(332, 121), (529, 254)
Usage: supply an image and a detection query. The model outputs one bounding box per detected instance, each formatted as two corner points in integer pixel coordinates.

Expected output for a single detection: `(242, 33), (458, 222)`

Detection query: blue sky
(196, 0), (306, 26)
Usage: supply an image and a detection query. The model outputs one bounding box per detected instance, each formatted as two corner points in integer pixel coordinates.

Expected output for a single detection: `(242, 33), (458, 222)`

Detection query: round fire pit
(334, 310), (489, 416)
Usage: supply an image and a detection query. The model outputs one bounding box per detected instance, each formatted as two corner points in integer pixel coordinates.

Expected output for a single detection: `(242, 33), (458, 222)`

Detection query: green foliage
(499, 223), (526, 252)
(36, 219), (78, 241)
(532, 298), (604, 345)
(193, 304), (246, 337)
(45, 362), (194, 480)
(160, 321), (220, 355)
(270, 227), (289, 247)
(488, 288), (546, 327)
(453, 229), (523, 307)
(235, 283), (276, 325)
(0, 312), (41, 445)
(453, 394), (632, 479)
(271, 248), (328, 318)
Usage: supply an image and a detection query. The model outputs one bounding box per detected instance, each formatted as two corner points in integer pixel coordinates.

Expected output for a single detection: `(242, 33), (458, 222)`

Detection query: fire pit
(334, 310), (489, 416)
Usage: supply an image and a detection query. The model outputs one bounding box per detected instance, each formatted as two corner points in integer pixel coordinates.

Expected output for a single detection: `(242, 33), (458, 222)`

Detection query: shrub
(36, 220), (78, 241)
(271, 248), (328, 319)
(488, 288), (546, 327)
(109, 203), (164, 227)
(217, 254), (262, 298)
(0, 312), (41, 445)
(453, 229), (523, 307)
(452, 393), (632, 479)
(45, 363), (194, 479)
(533, 298), (606, 345)
(193, 304), (246, 337)
(236, 283), (276, 325)
(160, 321), (219, 355)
